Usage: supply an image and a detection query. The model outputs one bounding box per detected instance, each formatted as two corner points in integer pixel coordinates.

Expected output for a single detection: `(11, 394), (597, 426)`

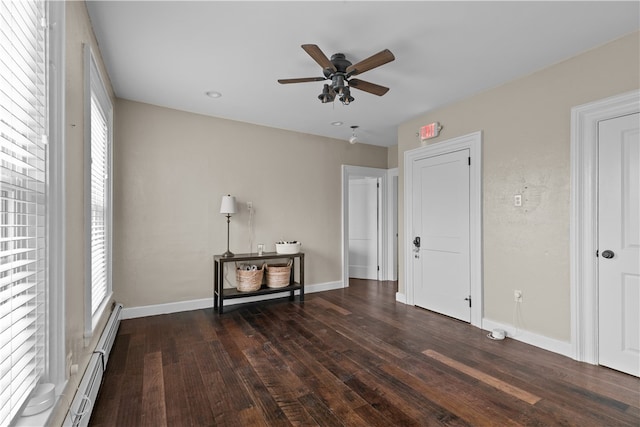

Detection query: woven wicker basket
(265, 260), (292, 288)
(236, 263), (264, 292)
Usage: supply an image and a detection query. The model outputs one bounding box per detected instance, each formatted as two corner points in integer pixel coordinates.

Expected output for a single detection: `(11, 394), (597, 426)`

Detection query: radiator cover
(63, 303), (123, 427)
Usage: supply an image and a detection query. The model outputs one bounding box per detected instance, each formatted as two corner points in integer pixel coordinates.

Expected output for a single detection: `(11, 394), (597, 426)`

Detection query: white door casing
(387, 168), (399, 281)
(597, 113), (639, 377)
(404, 131), (483, 327)
(571, 89), (640, 367)
(342, 165), (388, 288)
(412, 149), (471, 322)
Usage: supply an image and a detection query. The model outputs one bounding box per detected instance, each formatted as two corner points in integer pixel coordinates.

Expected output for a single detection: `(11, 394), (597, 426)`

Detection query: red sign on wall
(420, 122), (441, 141)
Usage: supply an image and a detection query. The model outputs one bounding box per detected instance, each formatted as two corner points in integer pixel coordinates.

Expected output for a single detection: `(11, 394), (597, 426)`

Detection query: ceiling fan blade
(348, 79), (389, 96)
(278, 77), (326, 84)
(346, 49), (395, 76)
(301, 44), (337, 72)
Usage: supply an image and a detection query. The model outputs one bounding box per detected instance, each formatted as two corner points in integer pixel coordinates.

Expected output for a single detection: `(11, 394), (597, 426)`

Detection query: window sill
(15, 381), (67, 427)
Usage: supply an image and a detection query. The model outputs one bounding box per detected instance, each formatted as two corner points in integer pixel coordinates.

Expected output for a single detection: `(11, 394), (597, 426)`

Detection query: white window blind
(85, 46), (112, 335)
(0, 0), (47, 425)
(90, 96), (108, 314)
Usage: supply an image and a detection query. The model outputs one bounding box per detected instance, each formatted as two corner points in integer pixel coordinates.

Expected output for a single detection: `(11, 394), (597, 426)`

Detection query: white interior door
(412, 149), (470, 322)
(598, 112), (640, 377)
(349, 178), (378, 280)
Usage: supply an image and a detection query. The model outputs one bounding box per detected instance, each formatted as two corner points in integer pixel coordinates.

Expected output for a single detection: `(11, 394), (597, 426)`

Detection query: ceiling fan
(278, 44), (395, 105)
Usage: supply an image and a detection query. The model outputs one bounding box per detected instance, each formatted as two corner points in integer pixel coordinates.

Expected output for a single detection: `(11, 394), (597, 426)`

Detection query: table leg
(300, 256), (304, 302)
(219, 261), (225, 314)
(289, 258), (295, 301)
(214, 260), (219, 312)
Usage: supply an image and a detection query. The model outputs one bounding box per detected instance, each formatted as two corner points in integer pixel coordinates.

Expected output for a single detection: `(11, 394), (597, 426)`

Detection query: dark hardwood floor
(90, 279), (640, 426)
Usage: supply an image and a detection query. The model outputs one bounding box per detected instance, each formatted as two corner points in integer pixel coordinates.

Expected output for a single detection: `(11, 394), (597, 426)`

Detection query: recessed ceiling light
(205, 91), (222, 99)
(331, 121), (343, 126)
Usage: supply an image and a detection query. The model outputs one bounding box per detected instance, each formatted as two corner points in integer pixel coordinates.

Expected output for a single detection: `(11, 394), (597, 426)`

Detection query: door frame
(404, 131), (483, 327)
(570, 89), (640, 364)
(342, 165), (388, 288)
(387, 168), (399, 281)
(348, 176), (381, 280)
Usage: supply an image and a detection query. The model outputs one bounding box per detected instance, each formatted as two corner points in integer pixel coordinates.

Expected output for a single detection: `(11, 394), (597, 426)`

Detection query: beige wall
(51, 2), (116, 425)
(387, 144), (398, 169)
(398, 31), (640, 342)
(113, 100), (387, 308)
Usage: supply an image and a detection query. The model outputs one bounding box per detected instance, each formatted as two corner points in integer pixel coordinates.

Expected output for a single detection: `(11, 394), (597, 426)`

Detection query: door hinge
(468, 157), (471, 166)
(596, 249), (599, 257)
(377, 265), (380, 271)
(377, 182), (380, 188)
(464, 296), (471, 307)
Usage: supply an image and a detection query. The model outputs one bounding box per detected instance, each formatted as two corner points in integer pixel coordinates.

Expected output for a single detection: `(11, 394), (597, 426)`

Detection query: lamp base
(221, 250), (235, 258)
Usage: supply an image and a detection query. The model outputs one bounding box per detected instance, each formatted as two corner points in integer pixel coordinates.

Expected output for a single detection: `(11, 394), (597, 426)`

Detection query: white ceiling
(86, 1), (639, 147)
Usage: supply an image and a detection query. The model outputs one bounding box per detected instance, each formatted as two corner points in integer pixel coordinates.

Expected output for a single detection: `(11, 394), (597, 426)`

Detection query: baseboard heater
(63, 302), (123, 427)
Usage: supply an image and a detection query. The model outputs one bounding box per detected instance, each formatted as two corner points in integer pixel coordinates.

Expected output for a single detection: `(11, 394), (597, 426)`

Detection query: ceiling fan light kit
(278, 44), (395, 105)
(318, 84), (335, 103)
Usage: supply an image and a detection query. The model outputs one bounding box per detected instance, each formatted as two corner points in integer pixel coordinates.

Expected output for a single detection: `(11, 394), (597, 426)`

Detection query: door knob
(601, 250), (615, 259)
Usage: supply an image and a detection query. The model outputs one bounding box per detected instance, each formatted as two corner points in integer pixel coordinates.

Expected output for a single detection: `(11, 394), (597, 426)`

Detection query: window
(0, 0), (64, 424)
(85, 46), (112, 338)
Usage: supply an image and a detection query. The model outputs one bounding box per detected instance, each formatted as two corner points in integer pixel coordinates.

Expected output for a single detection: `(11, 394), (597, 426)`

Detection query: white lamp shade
(220, 195), (237, 214)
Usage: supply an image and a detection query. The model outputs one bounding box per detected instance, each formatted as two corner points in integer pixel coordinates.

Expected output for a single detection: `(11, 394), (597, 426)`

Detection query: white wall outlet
(247, 201), (253, 211)
(514, 194), (522, 207)
(514, 290), (523, 303)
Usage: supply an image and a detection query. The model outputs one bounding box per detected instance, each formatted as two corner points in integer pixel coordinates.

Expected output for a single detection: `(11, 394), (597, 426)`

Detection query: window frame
(83, 45), (113, 342)
(46, 0), (66, 395)
(1, 1), (65, 424)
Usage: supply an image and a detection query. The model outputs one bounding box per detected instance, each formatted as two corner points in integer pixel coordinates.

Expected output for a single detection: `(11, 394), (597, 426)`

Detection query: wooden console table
(213, 252), (304, 313)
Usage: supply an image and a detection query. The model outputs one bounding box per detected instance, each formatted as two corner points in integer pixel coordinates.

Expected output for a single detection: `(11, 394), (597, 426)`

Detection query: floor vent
(63, 303), (123, 427)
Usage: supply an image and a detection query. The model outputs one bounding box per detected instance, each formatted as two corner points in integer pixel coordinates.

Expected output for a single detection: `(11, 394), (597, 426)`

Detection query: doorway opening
(341, 165), (397, 288)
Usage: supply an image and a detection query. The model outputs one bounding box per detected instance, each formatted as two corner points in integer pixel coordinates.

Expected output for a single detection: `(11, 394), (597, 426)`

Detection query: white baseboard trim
(121, 281), (344, 319)
(122, 297), (211, 320)
(387, 300), (571, 358)
(482, 318), (573, 359)
(310, 281), (345, 292)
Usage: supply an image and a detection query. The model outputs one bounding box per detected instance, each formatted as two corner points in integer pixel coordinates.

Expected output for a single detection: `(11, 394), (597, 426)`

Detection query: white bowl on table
(275, 242), (301, 254)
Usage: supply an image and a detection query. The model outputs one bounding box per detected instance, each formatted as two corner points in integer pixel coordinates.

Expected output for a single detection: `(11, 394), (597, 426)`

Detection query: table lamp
(220, 195), (237, 257)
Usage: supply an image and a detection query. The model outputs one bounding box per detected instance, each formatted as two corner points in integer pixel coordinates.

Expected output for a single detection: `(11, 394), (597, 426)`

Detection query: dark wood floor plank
(328, 344), (473, 426)
(297, 393), (345, 427)
(343, 374), (420, 426)
(89, 333), (130, 424)
(141, 351), (167, 425)
(208, 338), (257, 413)
(90, 280), (640, 427)
(191, 341), (241, 426)
(180, 349), (217, 426)
(114, 338), (145, 426)
(235, 364), (293, 427)
(242, 342), (319, 425)
(310, 296), (352, 316)
(424, 349), (541, 404)
(162, 355), (193, 426)
(425, 341), (640, 426)
(250, 310), (372, 426)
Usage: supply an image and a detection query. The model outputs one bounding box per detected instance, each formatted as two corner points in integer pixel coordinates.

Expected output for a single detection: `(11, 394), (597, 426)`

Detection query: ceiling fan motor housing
(323, 53), (352, 77)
